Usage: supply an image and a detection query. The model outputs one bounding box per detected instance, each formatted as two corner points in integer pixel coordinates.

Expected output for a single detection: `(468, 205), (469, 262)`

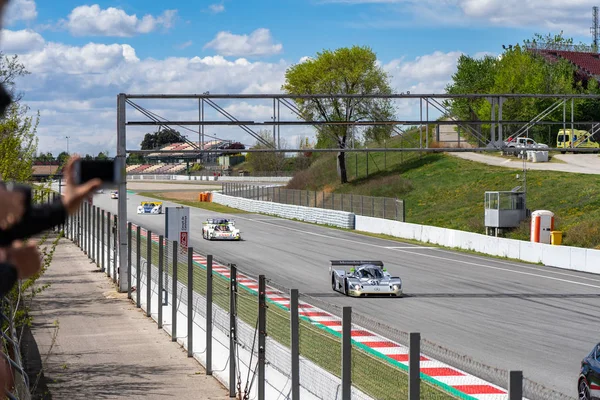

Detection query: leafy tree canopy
(282, 45), (394, 183)
(445, 32), (600, 144)
(140, 127), (185, 150)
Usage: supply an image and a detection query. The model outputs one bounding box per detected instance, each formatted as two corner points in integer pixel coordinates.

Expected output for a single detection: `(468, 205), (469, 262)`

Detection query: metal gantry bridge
(120, 93), (600, 154)
(113, 92), (600, 292)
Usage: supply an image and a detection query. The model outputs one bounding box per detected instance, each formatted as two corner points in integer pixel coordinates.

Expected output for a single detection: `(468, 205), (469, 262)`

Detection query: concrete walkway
(27, 235), (229, 399)
(449, 151), (600, 174)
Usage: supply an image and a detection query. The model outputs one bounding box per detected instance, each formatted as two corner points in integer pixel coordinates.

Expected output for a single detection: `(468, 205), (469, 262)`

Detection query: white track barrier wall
(210, 190), (600, 274)
(212, 192), (355, 229)
(355, 215), (600, 274)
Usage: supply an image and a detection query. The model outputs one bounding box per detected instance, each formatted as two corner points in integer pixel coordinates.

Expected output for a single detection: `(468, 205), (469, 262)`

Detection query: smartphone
(72, 159), (122, 188)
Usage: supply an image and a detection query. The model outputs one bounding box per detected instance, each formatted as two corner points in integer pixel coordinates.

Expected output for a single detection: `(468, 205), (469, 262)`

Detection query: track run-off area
(92, 188), (600, 398)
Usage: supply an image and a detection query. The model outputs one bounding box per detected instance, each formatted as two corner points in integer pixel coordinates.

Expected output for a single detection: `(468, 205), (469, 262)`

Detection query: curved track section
(94, 190), (600, 397)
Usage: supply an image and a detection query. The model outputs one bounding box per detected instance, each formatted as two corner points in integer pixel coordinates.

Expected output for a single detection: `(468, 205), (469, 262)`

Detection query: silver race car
(330, 260), (402, 297)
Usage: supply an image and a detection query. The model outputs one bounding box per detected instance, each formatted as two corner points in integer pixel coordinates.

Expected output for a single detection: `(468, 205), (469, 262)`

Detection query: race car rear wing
(330, 260), (384, 266)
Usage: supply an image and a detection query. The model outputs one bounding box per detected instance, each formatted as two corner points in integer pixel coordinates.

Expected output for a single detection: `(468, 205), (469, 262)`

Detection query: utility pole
(66, 136), (70, 154)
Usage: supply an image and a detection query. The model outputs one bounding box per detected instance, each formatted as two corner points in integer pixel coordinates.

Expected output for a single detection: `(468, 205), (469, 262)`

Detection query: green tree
(245, 130), (285, 173)
(127, 153), (145, 164)
(445, 32), (595, 144)
(140, 127), (185, 150)
(282, 46), (394, 184)
(57, 151), (69, 164)
(96, 151), (108, 160)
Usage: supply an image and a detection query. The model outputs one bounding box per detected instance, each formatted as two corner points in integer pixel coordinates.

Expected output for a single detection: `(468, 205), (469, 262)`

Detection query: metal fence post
(77, 205), (81, 247)
(136, 226), (141, 308)
(158, 235), (164, 328)
(206, 255), (213, 375)
(85, 202), (90, 256)
(101, 210), (105, 271)
(172, 241), (178, 342)
(87, 202), (92, 257)
(229, 264), (237, 398)
(187, 247), (194, 357)
(409, 332), (420, 400)
(113, 215), (118, 283)
(290, 289), (299, 400)
(96, 207), (100, 265)
(127, 222), (132, 299)
(107, 212), (111, 276)
(147, 230), (152, 317)
(258, 275), (266, 400)
(383, 198), (386, 219)
(90, 205), (95, 260)
(509, 370), (523, 400)
(342, 306), (351, 400)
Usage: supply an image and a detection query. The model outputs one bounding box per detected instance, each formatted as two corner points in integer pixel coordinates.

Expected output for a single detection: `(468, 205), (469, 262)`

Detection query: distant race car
(578, 342), (600, 399)
(137, 201), (163, 214)
(330, 260), (402, 297)
(96, 188), (104, 194)
(110, 190), (118, 199)
(202, 218), (241, 240)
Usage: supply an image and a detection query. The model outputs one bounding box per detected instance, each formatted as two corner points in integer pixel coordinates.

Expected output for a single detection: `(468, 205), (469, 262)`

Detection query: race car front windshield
(359, 267), (384, 279)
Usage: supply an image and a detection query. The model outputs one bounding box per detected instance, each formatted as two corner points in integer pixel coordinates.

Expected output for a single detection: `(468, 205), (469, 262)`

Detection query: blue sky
(1, 0), (598, 155)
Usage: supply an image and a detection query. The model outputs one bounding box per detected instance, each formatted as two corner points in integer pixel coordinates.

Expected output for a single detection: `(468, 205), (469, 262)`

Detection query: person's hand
(7, 240), (42, 279)
(0, 187), (25, 230)
(61, 155), (102, 215)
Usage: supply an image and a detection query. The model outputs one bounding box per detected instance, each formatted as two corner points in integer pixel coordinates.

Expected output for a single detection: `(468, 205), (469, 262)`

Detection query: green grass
(138, 191), (248, 214)
(287, 131), (600, 249)
(129, 229), (459, 400)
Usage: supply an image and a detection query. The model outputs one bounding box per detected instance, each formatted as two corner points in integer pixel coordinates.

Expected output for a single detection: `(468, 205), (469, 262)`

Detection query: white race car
(110, 190), (118, 199)
(202, 218), (241, 240)
(137, 201), (163, 214)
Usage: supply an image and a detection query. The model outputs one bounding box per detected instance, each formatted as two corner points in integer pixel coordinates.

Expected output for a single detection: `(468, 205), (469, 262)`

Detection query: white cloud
(1, 29), (45, 53)
(4, 0), (37, 24)
(176, 40), (193, 49)
(328, 0), (600, 36)
(62, 4), (177, 37)
(203, 28), (283, 57)
(8, 28), (464, 155)
(383, 51), (462, 93)
(208, 3), (225, 13)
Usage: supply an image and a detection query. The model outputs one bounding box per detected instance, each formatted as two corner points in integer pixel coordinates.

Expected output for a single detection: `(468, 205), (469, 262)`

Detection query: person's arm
(0, 199), (67, 246)
(0, 264), (17, 298)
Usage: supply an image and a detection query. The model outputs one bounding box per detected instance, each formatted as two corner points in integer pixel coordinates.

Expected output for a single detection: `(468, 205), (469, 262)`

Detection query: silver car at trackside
(330, 260), (403, 297)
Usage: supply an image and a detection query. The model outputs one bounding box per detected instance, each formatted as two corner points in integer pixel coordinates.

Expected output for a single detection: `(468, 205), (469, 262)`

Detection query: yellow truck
(556, 129), (600, 153)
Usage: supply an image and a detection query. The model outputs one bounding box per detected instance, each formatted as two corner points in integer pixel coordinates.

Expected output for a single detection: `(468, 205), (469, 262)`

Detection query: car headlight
(353, 284), (360, 290)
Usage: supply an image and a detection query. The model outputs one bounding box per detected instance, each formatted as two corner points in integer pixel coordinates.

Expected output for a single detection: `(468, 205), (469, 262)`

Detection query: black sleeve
(0, 199), (67, 246)
(0, 264), (17, 298)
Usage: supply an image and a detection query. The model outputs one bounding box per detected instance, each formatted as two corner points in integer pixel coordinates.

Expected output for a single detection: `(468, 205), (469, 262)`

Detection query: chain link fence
(222, 182), (405, 221)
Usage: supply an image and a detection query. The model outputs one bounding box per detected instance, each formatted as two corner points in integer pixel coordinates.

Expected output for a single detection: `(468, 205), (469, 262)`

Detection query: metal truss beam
(127, 147), (600, 153)
(126, 120), (600, 126)
(123, 93), (600, 100)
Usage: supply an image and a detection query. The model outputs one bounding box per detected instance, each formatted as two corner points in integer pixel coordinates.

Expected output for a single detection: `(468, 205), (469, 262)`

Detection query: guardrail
(50, 196), (570, 400)
(221, 183), (405, 221)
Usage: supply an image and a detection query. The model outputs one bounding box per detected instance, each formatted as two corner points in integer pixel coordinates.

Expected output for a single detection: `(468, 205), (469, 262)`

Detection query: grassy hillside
(287, 133), (600, 249)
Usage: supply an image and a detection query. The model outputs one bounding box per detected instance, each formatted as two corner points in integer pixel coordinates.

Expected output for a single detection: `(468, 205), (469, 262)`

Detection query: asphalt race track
(93, 190), (600, 397)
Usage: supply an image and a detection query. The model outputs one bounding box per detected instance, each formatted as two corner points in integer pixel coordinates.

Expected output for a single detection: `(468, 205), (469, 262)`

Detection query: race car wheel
(344, 278), (349, 295)
(579, 378), (590, 400)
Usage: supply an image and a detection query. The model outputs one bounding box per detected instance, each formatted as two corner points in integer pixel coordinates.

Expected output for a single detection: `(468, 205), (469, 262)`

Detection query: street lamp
(66, 136), (70, 154)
